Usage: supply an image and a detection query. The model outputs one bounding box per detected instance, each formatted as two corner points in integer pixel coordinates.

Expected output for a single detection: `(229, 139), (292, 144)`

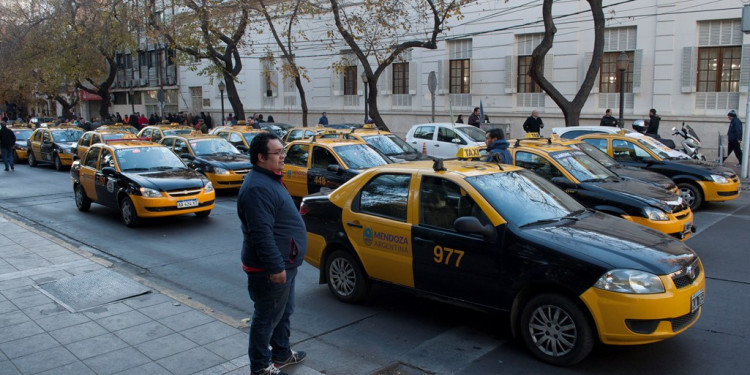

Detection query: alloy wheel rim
(75, 187), (84, 207)
(122, 200), (133, 223)
(528, 304), (577, 357)
(680, 188), (695, 206)
(329, 258), (355, 296)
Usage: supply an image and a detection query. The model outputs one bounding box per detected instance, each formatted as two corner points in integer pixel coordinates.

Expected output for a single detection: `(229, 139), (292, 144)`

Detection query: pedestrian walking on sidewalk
(238, 132), (307, 375)
(724, 110), (743, 165)
(1, 122), (16, 171)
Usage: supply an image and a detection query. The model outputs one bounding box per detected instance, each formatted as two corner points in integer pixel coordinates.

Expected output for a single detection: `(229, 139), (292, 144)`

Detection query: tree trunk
(296, 75), (308, 127)
(367, 79), (387, 130)
(224, 72), (245, 121)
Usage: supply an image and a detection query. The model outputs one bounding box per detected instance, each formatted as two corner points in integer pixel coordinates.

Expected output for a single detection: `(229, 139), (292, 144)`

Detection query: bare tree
(529, 0), (605, 126)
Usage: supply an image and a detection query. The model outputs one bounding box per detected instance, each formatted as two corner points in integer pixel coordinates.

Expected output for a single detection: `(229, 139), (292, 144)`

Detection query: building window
(599, 51), (633, 93)
(697, 46), (741, 92)
(392, 62), (409, 95)
(344, 65), (357, 95)
(518, 56), (543, 93)
(449, 59), (470, 94)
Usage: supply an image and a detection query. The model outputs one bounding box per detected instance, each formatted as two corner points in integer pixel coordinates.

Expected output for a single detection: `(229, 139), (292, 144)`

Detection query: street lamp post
(361, 72), (368, 123)
(616, 52), (630, 129)
(218, 81), (225, 125)
(129, 83), (135, 115)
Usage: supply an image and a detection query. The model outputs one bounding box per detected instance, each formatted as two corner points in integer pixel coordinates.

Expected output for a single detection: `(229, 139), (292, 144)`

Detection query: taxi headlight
(204, 181), (214, 193)
(213, 167), (229, 175)
(644, 206), (669, 221)
(594, 269), (665, 294)
(710, 174), (729, 184)
(139, 187), (162, 198)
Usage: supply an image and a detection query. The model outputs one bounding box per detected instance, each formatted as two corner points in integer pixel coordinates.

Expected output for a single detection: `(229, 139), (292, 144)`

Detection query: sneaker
(273, 350), (307, 368)
(251, 364), (288, 375)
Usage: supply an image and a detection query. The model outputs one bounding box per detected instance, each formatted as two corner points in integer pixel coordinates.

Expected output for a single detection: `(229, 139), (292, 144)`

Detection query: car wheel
(119, 196), (140, 227)
(74, 184), (91, 212)
(195, 210), (211, 218)
(28, 152), (37, 167)
(519, 293), (595, 366)
(54, 154), (63, 171)
(325, 250), (370, 303)
(678, 182), (703, 211)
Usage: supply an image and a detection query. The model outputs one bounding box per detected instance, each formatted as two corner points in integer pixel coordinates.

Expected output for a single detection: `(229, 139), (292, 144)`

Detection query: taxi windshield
(51, 129), (83, 142)
(551, 150), (617, 182)
(467, 170), (585, 227)
(455, 126), (486, 142)
(571, 142), (617, 168)
(243, 133), (261, 145)
(13, 130), (33, 140)
(191, 139), (241, 156)
(163, 128), (193, 136)
(101, 133), (131, 141)
(636, 137), (687, 159)
(116, 147), (186, 171)
(333, 144), (390, 169)
(361, 134), (416, 155)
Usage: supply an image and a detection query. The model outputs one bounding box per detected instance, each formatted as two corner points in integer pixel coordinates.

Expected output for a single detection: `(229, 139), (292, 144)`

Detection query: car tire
(119, 196), (141, 227)
(54, 154), (63, 171)
(195, 210), (211, 218)
(325, 250), (370, 303)
(28, 152), (37, 167)
(519, 293), (595, 366)
(74, 184), (91, 212)
(678, 182), (703, 211)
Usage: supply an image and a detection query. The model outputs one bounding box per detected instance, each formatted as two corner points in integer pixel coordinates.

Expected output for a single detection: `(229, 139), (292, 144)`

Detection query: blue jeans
(1, 147), (13, 170)
(247, 267), (297, 372)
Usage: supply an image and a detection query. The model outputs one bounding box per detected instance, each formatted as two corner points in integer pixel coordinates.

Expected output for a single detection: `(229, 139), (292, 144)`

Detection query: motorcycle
(632, 120), (677, 149)
(672, 122), (705, 161)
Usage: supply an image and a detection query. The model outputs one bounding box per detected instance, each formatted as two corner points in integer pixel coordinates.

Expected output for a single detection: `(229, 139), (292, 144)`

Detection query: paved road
(1, 163), (748, 374)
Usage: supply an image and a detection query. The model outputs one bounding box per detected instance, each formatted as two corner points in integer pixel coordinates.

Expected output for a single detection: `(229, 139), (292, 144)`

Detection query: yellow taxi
(339, 124), (425, 162)
(282, 126), (340, 143)
(70, 140), (215, 227)
(6, 124), (35, 163)
(74, 130), (138, 160)
(508, 139), (694, 240)
(27, 125), (84, 171)
(300, 160), (704, 365)
(282, 137), (391, 199)
(210, 126), (268, 153)
(96, 123), (139, 135)
(161, 134), (253, 190)
(137, 123), (196, 142)
(574, 131), (740, 210)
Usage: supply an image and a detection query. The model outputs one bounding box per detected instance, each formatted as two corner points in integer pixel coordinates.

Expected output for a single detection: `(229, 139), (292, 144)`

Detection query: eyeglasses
(265, 150), (287, 157)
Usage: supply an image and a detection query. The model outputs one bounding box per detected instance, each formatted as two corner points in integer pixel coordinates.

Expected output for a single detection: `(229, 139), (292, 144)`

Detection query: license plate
(683, 222), (692, 234)
(691, 289), (705, 313)
(177, 199), (198, 208)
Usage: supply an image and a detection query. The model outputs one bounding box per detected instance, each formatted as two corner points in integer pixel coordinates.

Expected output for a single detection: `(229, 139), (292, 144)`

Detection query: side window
(80, 133), (93, 146)
(100, 149), (115, 170)
(561, 130), (600, 139)
(515, 151), (563, 180)
(285, 144), (309, 167)
(413, 126), (435, 140)
(612, 139), (640, 161)
(84, 147), (101, 168)
(311, 146), (338, 169)
(228, 133), (244, 146)
(151, 130), (162, 142)
(141, 129), (152, 139)
(582, 138), (608, 152)
(216, 131), (229, 139)
(42, 131), (51, 143)
(174, 139), (189, 155)
(92, 134), (102, 144)
(288, 130), (302, 141)
(357, 173), (411, 221)
(420, 176), (489, 230)
(162, 138), (175, 148)
(304, 130), (316, 139)
(437, 127), (465, 144)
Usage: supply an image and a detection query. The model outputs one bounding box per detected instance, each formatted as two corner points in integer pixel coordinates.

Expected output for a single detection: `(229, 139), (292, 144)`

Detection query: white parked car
(404, 123), (487, 158)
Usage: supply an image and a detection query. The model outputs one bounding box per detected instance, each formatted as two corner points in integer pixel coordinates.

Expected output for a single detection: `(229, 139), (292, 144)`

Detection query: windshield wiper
(563, 209), (587, 220)
(580, 178), (605, 183)
(520, 218), (565, 228)
(121, 167), (148, 172)
(150, 166), (178, 170)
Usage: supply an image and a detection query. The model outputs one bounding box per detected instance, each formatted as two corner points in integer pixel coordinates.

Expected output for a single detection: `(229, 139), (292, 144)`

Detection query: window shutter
(378, 65), (391, 95)
(681, 47), (697, 93)
(438, 60), (449, 95)
(740, 45), (750, 93)
(505, 55), (517, 94)
(270, 70), (278, 97)
(632, 49), (643, 94)
(357, 65), (364, 96)
(332, 70), (342, 96)
(543, 54), (555, 83)
(409, 62), (417, 95)
(584, 52), (599, 93)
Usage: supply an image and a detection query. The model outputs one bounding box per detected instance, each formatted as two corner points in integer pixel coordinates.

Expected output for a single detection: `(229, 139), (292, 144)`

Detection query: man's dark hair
(486, 128), (505, 140)
(473, 107), (480, 112)
(650, 108), (657, 115)
(249, 132), (280, 164)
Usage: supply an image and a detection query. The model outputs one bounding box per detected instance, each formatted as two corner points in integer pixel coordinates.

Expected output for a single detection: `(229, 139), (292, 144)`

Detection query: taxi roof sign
(456, 146), (483, 160)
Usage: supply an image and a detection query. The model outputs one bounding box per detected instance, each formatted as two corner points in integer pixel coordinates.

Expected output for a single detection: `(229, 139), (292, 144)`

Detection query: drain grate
(35, 269), (150, 313)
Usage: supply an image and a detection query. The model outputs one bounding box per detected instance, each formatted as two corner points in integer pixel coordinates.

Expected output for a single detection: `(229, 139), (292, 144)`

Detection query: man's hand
(270, 270), (287, 284)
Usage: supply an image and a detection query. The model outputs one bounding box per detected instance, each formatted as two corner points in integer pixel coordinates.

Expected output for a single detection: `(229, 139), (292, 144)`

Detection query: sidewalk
(0, 213), (319, 375)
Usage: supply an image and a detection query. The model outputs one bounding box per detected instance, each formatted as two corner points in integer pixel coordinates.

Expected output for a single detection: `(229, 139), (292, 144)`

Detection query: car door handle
(346, 221), (363, 228)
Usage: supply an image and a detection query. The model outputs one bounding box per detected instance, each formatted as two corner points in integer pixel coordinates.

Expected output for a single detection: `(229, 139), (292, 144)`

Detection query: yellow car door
(282, 143), (310, 198)
(79, 146), (102, 201)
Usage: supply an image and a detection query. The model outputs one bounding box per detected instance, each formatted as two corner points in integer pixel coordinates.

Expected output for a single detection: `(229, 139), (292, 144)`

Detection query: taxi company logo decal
(106, 179), (115, 193)
(363, 227), (408, 253)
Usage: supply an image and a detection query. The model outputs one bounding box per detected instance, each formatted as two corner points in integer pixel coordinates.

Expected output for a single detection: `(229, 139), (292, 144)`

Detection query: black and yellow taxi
(70, 140), (215, 227)
(210, 126), (268, 153)
(509, 139), (694, 240)
(73, 130), (138, 160)
(5, 123), (35, 163)
(339, 124), (426, 163)
(282, 126), (339, 143)
(282, 137), (391, 199)
(300, 160), (705, 365)
(574, 131), (740, 210)
(137, 123), (196, 142)
(27, 124), (84, 171)
(161, 134), (253, 190)
(96, 123), (139, 135)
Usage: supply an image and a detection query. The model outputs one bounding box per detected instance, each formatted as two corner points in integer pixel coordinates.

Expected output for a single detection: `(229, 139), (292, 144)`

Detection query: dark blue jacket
(728, 117), (743, 143)
(238, 166), (307, 274)
(485, 139), (512, 164)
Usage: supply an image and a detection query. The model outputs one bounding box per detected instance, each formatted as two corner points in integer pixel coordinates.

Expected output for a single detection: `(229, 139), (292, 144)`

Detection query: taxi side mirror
(327, 164), (344, 175)
(454, 216), (496, 242)
(101, 167), (117, 177)
(452, 138), (461, 144)
(180, 153), (195, 160)
(550, 176), (576, 189)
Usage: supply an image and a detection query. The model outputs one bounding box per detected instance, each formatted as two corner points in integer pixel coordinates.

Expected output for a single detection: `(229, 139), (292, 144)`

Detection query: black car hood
(198, 155), (253, 170)
(520, 211), (696, 275)
(586, 178), (678, 209)
(668, 159), (736, 177)
(611, 165), (676, 190)
(125, 169), (207, 190)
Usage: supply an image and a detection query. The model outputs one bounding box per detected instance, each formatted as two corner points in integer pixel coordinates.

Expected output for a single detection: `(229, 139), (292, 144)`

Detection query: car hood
(520, 211), (696, 275)
(667, 159), (737, 177)
(125, 169), (207, 190)
(198, 155), (253, 170)
(56, 142), (76, 152)
(611, 165), (676, 190)
(585, 178), (679, 210)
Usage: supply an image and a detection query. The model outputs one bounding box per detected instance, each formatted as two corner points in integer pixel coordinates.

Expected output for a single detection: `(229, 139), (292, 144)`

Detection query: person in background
(600, 109), (618, 127)
(318, 112), (328, 126)
(646, 108), (660, 136)
(456, 115), (464, 124)
(724, 110), (743, 166)
(1, 122), (17, 171)
(468, 107), (481, 127)
(267, 115), (275, 123)
(522, 110), (544, 135)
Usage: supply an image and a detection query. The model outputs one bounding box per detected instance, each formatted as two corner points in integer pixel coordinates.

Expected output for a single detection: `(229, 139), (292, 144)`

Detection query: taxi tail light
(299, 201), (309, 215)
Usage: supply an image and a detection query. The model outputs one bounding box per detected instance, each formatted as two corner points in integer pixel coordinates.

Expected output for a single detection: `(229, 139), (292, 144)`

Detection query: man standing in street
(600, 109), (618, 127)
(238, 132), (307, 375)
(646, 108), (660, 136)
(724, 110), (743, 166)
(1, 122), (16, 171)
(468, 107), (481, 127)
(522, 110), (544, 135)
